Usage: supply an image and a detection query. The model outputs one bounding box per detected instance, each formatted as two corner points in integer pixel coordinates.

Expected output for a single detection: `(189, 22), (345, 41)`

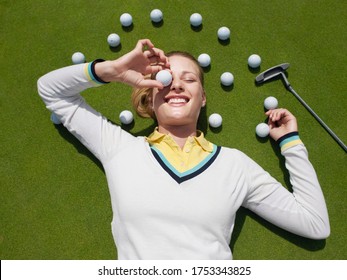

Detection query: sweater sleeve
(242, 142), (330, 240)
(37, 62), (136, 162)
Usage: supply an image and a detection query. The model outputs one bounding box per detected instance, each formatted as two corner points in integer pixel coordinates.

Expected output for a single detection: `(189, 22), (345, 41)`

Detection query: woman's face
(152, 55), (206, 128)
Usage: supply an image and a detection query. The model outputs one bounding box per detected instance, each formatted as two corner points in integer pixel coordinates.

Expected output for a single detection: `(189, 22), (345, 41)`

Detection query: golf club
(255, 63), (347, 153)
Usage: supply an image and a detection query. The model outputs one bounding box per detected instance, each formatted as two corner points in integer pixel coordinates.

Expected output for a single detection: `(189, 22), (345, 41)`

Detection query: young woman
(38, 39), (330, 260)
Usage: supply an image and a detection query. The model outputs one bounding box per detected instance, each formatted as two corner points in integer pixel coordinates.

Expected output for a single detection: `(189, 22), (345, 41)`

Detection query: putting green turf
(1, 0), (346, 260)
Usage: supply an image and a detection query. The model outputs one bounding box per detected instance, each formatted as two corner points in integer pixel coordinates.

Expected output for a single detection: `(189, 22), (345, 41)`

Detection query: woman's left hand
(266, 108), (298, 141)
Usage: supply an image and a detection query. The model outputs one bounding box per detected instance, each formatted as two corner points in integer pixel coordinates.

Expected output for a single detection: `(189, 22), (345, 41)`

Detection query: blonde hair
(131, 51), (204, 120)
(131, 78), (155, 119)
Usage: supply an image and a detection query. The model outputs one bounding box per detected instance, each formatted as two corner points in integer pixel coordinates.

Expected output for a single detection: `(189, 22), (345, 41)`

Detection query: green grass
(1, 0), (346, 260)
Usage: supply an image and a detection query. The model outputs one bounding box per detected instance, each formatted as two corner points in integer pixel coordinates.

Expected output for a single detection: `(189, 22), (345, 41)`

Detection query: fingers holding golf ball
(145, 50), (170, 68)
(99, 39), (169, 87)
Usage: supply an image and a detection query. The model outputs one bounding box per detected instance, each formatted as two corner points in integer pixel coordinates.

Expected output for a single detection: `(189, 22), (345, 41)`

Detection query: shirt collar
(146, 128), (213, 152)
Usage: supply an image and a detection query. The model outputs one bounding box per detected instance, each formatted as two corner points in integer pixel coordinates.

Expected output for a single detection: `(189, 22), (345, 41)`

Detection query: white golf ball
(120, 13), (133, 27)
(255, 123), (270, 138)
(217, 26), (230, 40)
(71, 52), (85, 64)
(198, 53), (211, 67)
(107, 33), (120, 47)
(190, 13), (202, 27)
(264, 96), (278, 110)
(209, 113), (223, 128)
(119, 110), (134, 125)
(220, 72), (234, 86)
(248, 54), (261, 68)
(150, 9), (163, 23)
(156, 70), (172, 87)
(50, 112), (61, 125)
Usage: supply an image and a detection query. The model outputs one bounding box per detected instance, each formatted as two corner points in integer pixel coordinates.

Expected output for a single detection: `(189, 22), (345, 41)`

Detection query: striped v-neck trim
(150, 144), (221, 184)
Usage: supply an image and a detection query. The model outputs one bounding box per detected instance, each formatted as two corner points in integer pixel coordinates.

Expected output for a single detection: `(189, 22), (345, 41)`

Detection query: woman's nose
(170, 77), (184, 92)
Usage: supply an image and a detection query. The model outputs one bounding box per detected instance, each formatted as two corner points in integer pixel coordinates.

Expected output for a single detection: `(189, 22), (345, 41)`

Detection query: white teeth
(167, 98), (188, 104)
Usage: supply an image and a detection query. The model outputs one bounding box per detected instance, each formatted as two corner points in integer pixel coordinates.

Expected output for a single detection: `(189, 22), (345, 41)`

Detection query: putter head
(255, 63), (290, 84)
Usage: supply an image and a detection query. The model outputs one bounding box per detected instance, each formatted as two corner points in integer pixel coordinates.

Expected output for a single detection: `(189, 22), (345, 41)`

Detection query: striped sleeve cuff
(84, 59), (110, 86)
(277, 132), (303, 152)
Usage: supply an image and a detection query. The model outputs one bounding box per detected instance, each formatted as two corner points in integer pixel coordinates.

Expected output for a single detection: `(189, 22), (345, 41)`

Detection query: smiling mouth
(165, 97), (190, 104)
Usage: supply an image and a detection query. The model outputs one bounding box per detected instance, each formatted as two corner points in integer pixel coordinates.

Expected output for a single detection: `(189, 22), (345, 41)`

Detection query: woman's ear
(149, 92), (158, 119)
(201, 90), (207, 107)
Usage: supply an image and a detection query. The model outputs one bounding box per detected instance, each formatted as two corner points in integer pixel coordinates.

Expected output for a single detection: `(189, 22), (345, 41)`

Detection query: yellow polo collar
(146, 128), (213, 152)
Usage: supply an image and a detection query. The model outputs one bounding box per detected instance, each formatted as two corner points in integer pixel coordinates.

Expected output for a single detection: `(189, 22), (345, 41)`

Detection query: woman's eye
(184, 78), (196, 82)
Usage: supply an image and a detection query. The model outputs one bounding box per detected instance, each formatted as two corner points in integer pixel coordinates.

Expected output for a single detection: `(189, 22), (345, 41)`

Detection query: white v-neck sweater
(38, 63), (330, 260)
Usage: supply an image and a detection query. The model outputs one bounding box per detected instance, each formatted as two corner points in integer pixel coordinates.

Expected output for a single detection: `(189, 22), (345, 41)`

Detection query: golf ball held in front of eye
(156, 70), (172, 87)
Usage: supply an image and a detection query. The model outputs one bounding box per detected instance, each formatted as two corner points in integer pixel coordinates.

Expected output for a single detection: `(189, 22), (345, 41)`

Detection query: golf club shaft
(287, 85), (347, 153)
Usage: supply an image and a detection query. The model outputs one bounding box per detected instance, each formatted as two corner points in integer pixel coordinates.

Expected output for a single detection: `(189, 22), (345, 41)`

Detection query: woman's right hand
(95, 39), (170, 89)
